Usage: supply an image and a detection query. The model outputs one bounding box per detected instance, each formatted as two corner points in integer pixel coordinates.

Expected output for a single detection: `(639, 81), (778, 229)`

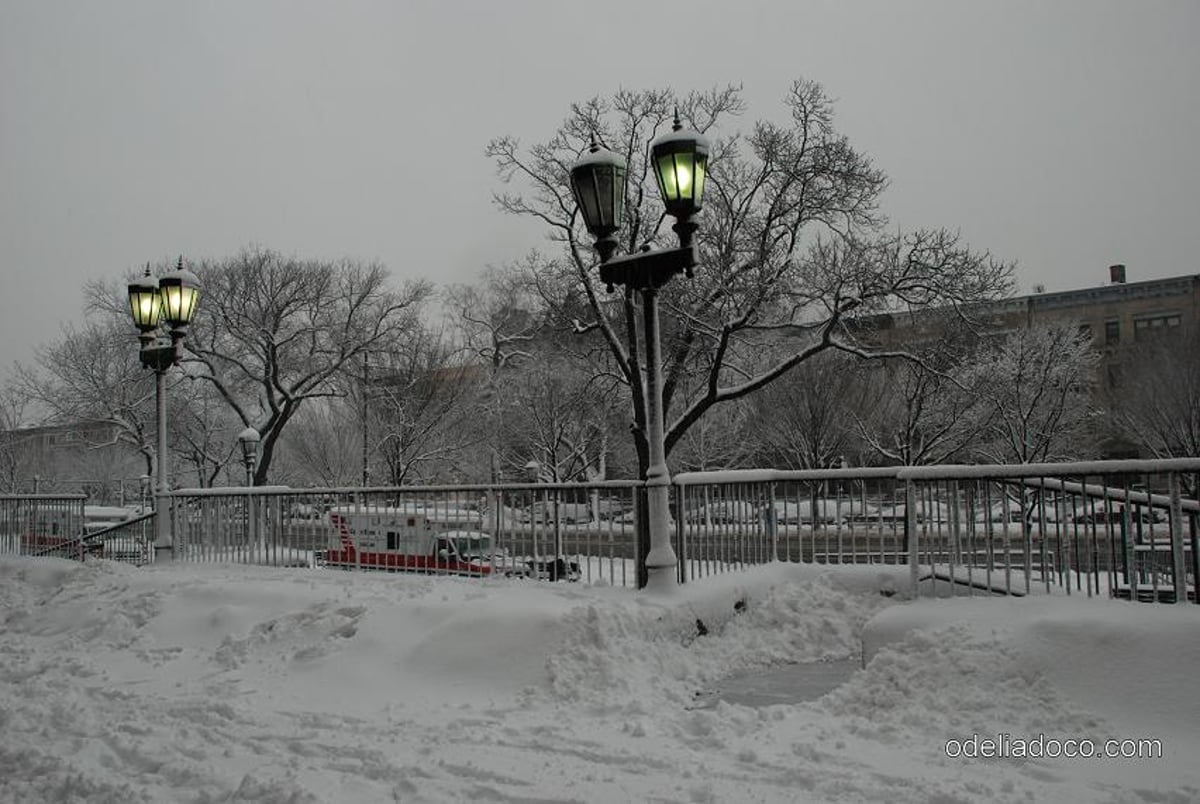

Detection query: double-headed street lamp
(127, 258), (201, 554)
(569, 114), (709, 592)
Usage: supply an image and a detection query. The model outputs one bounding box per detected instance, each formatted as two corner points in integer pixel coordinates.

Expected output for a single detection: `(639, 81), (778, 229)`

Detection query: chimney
(1109, 264), (1126, 284)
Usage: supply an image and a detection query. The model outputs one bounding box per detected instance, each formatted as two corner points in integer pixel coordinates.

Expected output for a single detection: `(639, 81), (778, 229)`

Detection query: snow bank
(861, 597), (1200, 740)
(2, 555), (1197, 803)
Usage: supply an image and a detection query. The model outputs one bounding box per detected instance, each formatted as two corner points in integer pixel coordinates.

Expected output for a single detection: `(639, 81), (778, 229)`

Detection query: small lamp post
(569, 113), (709, 591)
(238, 427), (260, 487)
(127, 258), (201, 555)
(139, 474), (152, 512)
(237, 427), (260, 546)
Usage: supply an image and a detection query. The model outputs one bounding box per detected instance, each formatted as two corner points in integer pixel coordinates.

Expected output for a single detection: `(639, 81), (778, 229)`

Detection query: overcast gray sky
(3, 0), (1198, 371)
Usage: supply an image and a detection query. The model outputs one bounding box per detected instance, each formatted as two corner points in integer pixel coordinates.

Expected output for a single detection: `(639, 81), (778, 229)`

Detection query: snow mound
(542, 564), (904, 711)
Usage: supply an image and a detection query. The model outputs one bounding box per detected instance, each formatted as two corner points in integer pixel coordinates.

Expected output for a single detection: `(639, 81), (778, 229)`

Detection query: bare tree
(183, 247), (432, 484)
(171, 377), (241, 488)
(359, 326), (481, 485)
(0, 381), (29, 491)
(445, 262), (547, 482)
(277, 398), (363, 487)
(850, 313), (996, 466)
(852, 356), (986, 466)
(14, 317), (160, 476)
(964, 323), (1100, 464)
(1109, 323), (1200, 460)
(487, 80), (1013, 482)
(497, 353), (622, 482)
(743, 351), (868, 470)
(672, 397), (756, 471)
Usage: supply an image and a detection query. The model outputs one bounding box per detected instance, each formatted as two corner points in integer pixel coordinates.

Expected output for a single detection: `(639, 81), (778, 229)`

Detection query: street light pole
(127, 259), (201, 557)
(238, 427), (260, 487)
(154, 364), (169, 549)
(639, 284), (673, 585)
(238, 427), (260, 546)
(569, 114), (710, 592)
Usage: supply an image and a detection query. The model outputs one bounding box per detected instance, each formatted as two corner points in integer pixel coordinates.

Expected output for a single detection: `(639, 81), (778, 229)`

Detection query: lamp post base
(642, 564), (680, 594)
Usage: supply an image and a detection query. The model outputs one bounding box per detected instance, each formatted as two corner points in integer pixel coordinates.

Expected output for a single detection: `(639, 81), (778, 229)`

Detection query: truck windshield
(453, 536), (493, 556)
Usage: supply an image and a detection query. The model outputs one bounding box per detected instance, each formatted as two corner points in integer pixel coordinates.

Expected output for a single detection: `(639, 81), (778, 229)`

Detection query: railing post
(906, 476), (919, 596)
(674, 483), (687, 584)
(1169, 473), (1186, 604)
(1122, 505), (1136, 600)
(766, 481), (778, 563)
(1190, 511), (1199, 606)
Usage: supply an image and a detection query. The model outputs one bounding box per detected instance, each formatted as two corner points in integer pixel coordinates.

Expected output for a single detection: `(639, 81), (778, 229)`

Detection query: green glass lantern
(127, 266), (162, 333)
(157, 257), (201, 330)
(651, 115), (710, 219)
(570, 141), (627, 242)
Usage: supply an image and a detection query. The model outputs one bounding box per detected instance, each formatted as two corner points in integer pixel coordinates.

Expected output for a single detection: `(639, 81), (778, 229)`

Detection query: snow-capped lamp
(569, 139), (627, 265)
(157, 256), (202, 338)
(127, 264), (162, 344)
(650, 112), (710, 251)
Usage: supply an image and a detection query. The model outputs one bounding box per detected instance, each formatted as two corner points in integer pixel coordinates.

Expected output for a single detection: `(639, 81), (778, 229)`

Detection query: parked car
(769, 499), (864, 525)
(681, 500), (761, 525)
(975, 500), (1026, 524)
(593, 498), (630, 521)
(876, 501), (953, 525)
(1071, 501), (1166, 525)
(517, 502), (593, 525)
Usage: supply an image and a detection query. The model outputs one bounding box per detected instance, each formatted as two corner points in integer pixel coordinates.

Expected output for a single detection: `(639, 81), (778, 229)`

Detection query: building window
(1104, 320), (1120, 345)
(1133, 313), (1181, 340)
(1077, 323), (1093, 342)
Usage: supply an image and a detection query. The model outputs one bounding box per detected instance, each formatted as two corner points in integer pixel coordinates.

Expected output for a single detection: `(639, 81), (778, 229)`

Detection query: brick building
(861, 266), (1198, 365)
(847, 266), (1200, 458)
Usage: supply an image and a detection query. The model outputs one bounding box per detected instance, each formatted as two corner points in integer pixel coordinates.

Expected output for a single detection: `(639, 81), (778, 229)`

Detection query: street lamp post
(127, 258), (201, 556)
(238, 427), (260, 487)
(238, 427), (260, 546)
(569, 114), (709, 592)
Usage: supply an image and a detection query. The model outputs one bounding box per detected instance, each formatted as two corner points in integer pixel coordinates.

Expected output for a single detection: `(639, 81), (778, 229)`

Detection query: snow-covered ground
(1, 555), (1197, 803)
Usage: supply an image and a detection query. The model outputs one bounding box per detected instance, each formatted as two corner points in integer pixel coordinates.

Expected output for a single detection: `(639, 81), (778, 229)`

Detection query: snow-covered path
(1, 556), (1197, 803)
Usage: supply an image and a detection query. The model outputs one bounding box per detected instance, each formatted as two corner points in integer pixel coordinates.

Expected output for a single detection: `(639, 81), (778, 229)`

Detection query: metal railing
(1, 494), (156, 564)
(899, 460), (1199, 603)
(7, 458), (1197, 603)
(169, 482), (645, 586)
(671, 467), (908, 581)
(673, 459), (1200, 603)
(79, 512), (156, 565)
(0, 493), (87, 558)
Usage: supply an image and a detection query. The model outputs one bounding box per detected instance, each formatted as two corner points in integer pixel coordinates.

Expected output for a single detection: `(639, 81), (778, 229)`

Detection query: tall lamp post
(127, 259), (201, 555)
(569, 114), (709, 592)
